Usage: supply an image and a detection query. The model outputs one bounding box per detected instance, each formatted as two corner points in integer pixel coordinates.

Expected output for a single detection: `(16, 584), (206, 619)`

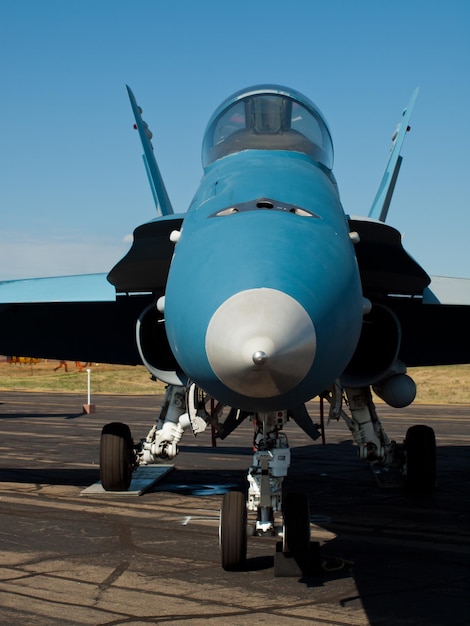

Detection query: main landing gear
(99, 383), (214, 490)
(404, 424), (436, 494)
(322, 384), (437, 494)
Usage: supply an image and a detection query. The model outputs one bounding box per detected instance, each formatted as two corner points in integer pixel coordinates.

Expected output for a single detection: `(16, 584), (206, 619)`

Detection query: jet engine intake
(136, 304), (187, 386)
(340, 304), (401, 388)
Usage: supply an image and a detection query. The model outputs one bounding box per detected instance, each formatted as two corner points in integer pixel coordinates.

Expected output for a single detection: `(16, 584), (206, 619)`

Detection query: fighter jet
(1, 85), (469, 572)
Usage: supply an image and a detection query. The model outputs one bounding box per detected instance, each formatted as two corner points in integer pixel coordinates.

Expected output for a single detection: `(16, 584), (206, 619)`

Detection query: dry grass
(0, 358), (468, 404)
(408, 364), (470, 404)
(0, 358), (166, 395)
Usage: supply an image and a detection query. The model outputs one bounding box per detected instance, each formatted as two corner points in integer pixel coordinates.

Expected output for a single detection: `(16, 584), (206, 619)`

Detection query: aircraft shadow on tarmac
(0, 411), (86, 419)
(0, 467), (99, 486)
(178, 443), (254, 456)
(1, 439), (468, 624)
(154, 441), (470, 624)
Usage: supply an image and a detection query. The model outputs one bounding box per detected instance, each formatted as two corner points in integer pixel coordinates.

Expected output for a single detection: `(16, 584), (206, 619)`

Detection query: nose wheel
(274, 491), (319, 576)
(282, 492), (311, 555)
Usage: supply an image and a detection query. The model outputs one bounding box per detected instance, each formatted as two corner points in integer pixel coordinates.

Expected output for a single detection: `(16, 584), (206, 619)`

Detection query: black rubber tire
(220, 491), (247, 570)
(100, 422), (133, 491)
(405, 424), (436, 494)
(283, 492), (310, 555)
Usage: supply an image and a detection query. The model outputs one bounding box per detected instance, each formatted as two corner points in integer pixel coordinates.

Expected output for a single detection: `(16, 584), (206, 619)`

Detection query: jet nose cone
(205, 288), (316, 398)
(252, 350), (268, 366)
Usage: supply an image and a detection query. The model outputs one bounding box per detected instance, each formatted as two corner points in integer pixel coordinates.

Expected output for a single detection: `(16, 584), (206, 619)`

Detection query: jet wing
(349, 217), (470, 367)
(423, 276), (470, 306)
(0, 273), (115, 303)
(0, 273), (153, 364)
(393, 276), (470, 367)
(0, 211), (180, 366)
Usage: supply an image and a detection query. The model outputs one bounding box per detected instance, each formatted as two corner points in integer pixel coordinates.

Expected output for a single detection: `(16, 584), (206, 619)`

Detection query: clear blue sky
(1, 0), (469, 280)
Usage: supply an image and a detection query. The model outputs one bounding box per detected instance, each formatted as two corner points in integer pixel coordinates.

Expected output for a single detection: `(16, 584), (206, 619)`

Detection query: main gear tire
(100, 422), (134, 491)
(405, 424), (436, 494)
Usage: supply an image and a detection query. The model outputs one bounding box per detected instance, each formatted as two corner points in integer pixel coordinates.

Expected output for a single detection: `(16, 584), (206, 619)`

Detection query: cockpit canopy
(202, 85), (334, 170)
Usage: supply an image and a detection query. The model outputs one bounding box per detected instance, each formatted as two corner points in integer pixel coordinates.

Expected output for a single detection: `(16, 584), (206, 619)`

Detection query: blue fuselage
(164, 149), (363, 411)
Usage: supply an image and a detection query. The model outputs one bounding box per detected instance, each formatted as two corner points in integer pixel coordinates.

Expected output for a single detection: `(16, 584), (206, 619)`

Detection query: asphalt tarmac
(0, 391), (469, 625)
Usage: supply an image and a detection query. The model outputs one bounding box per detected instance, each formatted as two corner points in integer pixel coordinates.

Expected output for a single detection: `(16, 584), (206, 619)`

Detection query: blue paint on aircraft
(0, 273), (114, 303)
(163, 86), (364, 411)
(1, 83), (469, 385)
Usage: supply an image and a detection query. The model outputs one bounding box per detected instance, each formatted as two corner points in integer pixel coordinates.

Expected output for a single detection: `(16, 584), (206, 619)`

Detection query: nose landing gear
(219, 412), (320, 575)
(219, 491), (247, 571)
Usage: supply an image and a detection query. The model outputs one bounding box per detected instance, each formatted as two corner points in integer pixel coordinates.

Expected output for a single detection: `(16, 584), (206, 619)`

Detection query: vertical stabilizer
(127, 86), (174, 216)
(369, 88), (419, 222)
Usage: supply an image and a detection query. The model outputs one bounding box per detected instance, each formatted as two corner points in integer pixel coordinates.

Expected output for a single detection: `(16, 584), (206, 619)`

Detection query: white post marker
(82, 368), (96, 414)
